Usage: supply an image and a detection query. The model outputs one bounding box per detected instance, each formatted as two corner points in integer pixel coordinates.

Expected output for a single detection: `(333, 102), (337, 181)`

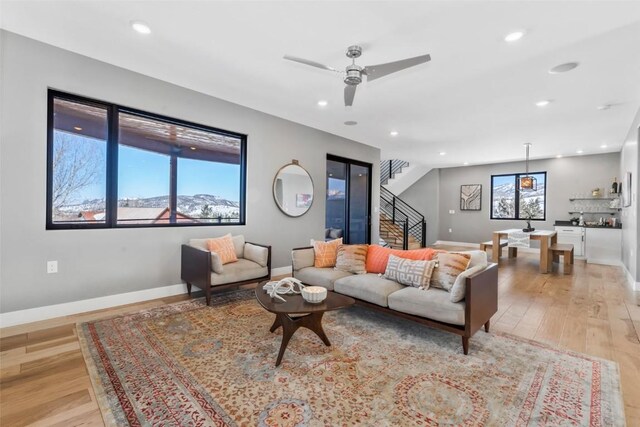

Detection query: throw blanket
(508, 231), (530, 248)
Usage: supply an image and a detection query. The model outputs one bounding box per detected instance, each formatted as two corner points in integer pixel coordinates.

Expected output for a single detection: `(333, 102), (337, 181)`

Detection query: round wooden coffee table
(255, 284), (355, 366)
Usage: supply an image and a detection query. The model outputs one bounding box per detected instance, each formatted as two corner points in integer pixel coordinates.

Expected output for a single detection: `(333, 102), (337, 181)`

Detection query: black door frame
(326, 154), (373, 244)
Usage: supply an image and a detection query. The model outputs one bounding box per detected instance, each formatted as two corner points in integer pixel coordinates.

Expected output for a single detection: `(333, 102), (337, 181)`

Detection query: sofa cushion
(244, 243), (269, 267)
(313, 238), (342, 268)
(292, 247), (315, 271)
(334, 273), (404, 307)
(211, 259), (267, 286)
(384, 255), (437, 289)
(207, 234), (238, 264)
(448, 250), (489, 303)
(366, 245), (437, 274)
(335, 244), (368, 274)
(232, 235), (245, 258)
(431, 252), (471, 291)
(388, 287), (466, 326)
(188, 239), (223, 273)
(294, 267), (352, 291)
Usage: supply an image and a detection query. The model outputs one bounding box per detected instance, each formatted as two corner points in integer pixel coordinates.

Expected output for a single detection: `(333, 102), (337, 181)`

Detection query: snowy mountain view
(492, 174), (545, 219)
(56, 194), (239, 223)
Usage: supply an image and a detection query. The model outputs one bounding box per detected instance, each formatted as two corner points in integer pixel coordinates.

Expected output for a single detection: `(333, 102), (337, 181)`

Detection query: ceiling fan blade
(283, 55), (339, 72)
(364, 54), (431, 82)
(344, 85), (357, 107)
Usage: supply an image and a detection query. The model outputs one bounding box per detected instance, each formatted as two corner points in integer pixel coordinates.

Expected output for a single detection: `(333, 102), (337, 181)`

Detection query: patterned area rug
(78, 290), (625, 426)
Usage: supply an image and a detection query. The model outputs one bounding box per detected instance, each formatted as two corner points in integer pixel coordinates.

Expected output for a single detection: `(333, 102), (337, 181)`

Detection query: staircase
(379, 164), (427, 249)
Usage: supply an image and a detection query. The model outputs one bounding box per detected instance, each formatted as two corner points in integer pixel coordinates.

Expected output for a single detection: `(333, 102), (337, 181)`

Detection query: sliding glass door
(326, 155), (371, 244)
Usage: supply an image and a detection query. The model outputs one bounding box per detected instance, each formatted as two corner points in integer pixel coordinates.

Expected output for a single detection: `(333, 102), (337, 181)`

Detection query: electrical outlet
(47, 260), (58, 274)
(449, 228), (453, 233)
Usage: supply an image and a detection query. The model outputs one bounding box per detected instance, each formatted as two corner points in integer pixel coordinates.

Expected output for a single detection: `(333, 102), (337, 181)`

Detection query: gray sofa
(291, 247), (498, 354)
(182, 235), (271, 305)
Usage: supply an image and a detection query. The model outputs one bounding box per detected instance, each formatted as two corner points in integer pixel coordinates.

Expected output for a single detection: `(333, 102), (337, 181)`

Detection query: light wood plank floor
(1, 251), (639, 426)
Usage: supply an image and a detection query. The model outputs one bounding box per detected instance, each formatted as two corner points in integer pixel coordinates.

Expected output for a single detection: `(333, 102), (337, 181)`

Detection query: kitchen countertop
(554, 220), (622, 229)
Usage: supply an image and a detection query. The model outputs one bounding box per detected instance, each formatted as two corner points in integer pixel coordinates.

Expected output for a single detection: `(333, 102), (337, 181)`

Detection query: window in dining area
(490, 172), (546, 220)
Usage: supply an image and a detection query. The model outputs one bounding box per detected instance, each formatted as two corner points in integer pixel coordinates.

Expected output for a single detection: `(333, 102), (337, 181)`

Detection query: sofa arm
(181, 244), (212, 289)
(245, 242), (271, 271)
(465, 263), (498, 336)
(291, 246), (314, 272)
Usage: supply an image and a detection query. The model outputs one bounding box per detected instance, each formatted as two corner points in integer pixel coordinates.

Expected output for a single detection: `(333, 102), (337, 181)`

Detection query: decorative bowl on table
(301, 286), (327, 303)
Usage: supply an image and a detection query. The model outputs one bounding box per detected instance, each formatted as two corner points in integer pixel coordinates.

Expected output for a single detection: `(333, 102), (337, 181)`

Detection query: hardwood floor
(1, 253), (639, 426)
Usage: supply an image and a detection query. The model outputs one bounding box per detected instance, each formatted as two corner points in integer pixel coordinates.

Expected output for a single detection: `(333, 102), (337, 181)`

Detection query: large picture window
(490, 172), (546, 220)
(47, 90), (246, 229)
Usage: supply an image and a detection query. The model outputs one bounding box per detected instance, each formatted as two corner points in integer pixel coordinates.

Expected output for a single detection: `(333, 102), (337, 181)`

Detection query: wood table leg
(540, 236), (550, 274)
(492, 233), (501, 263)
(272, 312), (331, 367)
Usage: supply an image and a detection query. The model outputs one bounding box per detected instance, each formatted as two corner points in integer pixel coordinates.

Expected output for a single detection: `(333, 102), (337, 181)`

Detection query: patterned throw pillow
(366, 245), (436, 274)
(431, 252), (471, 291)
(207, 234), (238, 265)
(335, 244), (368, 274)
(384, 255), (437, 289)
(313, 238), (343, 268)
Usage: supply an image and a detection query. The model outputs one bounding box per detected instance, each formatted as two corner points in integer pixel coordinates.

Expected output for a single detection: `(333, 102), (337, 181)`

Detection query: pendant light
(520, 143), (537, 191)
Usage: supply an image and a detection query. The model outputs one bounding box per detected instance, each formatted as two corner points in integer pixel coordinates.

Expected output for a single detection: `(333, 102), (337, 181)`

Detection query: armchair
(181, 235), (271, 305)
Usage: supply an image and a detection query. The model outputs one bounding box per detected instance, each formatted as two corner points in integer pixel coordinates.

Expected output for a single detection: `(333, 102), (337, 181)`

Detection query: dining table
(492, 229), (558, 273)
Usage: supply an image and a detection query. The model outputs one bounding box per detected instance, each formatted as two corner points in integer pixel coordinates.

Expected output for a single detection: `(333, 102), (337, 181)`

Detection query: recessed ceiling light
(317, 100), (328, 107)
(504, 31), (525, 42)
(600, 144), (608, 149)
(73, 126), (83, 131)
(344, 121), (358, 126)
(439, 152), (446, 156)
(329, 173), (333, 177)
(556, 154), (563, 158)
(190, 147), (196, 150)
(597, 104), (611, 110)
(535, 100), (552, 107)
(463, 162), (469, 166)
(130, 21), (151, 34)
(549, 62), (579, 74)
(389, 130), (399, 137)
(576, 149), (584, 154)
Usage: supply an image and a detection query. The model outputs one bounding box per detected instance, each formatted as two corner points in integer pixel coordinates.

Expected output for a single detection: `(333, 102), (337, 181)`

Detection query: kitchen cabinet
(555, 226), (585, 257)
(585, 228), (622, 266)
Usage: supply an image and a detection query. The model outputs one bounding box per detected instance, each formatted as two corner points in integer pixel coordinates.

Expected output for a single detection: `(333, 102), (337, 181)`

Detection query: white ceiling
(2, 1), (640, 169)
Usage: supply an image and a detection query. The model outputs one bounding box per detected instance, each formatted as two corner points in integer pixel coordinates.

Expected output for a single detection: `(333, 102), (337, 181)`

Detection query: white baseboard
(435, 240), (540, 254)
(272, 265), (292, 276)
(624, 266), (640, 291)
(0, 283), (188, 328)
(586, 259), (623, 267)
(1, 267), (295, 328)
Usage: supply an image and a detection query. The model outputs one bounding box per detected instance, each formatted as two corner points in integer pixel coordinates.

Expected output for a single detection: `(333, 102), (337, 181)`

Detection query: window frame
(489, 171), (547, 221)
(46, 89), (247, 230)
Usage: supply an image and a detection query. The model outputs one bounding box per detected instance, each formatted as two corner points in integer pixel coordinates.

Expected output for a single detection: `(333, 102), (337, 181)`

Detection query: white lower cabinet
(585, 228), (622, 266)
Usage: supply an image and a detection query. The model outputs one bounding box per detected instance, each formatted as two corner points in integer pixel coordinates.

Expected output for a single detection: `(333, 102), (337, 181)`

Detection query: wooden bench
(480, 240), (517, 258)
(549, 243), (574, 274)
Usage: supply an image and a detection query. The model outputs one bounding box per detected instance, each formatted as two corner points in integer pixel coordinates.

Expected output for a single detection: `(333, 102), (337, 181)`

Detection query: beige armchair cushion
(232, 235), (245, 258)
(244, 243), (268, 267)
(211, 259), (268, 286)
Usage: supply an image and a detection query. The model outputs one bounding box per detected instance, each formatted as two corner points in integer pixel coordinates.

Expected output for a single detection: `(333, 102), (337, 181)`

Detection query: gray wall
(0, 31), (380, 313)
(396, 169), (440, 245)
(401, 153), (620, 244)
(620, 109), (639, 281)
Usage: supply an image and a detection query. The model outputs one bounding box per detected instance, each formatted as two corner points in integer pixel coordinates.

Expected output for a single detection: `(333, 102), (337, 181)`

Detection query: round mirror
(273, 162), (314, 217)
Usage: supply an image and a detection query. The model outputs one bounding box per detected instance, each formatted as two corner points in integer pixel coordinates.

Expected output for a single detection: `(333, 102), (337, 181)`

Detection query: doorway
(326, 155), (372, 244)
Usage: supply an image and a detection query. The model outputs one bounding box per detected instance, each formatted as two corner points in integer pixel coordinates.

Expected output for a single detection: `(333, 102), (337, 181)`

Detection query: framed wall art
(460, 184), (482, 211)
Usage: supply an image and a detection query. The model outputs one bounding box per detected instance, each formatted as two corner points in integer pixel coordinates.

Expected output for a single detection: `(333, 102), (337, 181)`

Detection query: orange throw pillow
(365, 245), (436, 274)
(207, 234), (238, 265)
(313, 238), (342, 268)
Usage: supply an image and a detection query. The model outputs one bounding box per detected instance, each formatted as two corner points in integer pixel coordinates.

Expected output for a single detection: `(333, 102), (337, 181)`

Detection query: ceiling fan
(283, 45), (431, 107)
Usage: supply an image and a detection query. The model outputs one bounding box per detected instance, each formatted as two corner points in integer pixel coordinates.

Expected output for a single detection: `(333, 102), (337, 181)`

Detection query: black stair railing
(380, 186), (426, 249)
(380, 160), (409, 185)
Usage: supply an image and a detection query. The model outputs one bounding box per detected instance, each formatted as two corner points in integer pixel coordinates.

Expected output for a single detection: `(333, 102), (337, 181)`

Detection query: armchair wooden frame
(181, 242), (272, 305)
